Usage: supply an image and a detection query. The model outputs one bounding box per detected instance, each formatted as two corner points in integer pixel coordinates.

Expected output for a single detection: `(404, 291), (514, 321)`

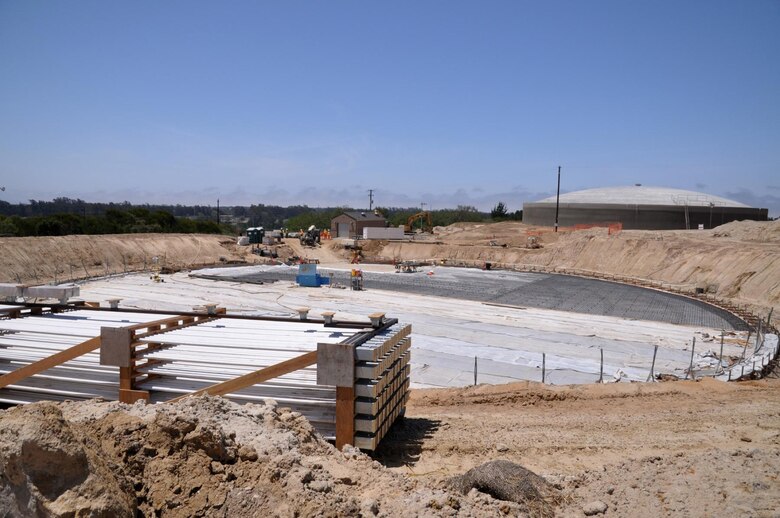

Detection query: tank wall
(522, 203), (768, 230)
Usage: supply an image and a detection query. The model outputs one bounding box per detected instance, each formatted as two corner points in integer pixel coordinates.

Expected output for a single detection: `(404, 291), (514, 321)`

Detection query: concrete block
(100, 327), (132, 367)
(0, 284), (24, 301)
(316, 342), (355, 387)
(26, 285), (80, 303)
(363, 227), (404, 240)
(368, 312), (385, 328)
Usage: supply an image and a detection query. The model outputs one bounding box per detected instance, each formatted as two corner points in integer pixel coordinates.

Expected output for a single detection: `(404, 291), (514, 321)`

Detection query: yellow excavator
(404, 211), (433, 233)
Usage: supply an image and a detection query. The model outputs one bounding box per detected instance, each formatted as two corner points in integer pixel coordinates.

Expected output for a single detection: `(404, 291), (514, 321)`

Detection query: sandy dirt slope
(376, 376), (780, 517)
(0, 233), (262, 285)
(368, 220), (780, 319)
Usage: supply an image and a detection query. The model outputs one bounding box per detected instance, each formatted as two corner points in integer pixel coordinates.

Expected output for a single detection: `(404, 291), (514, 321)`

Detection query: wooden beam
(126, 314), (196, 332)
(119, 389), (150, 404)
(335, 386), (355, 449)
(0, 336), (101, 389)
(132, 315), (219, 339)
(168, 350), (318, 402)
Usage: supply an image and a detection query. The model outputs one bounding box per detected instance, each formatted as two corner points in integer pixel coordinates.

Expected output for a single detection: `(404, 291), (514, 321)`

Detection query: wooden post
(335, 386), (355, 450)
(474, 356), (477, 386)
(541, 353), (546, 384)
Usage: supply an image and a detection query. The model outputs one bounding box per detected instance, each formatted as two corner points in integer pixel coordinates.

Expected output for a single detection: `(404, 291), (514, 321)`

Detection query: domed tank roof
(534, 185), (748, 207)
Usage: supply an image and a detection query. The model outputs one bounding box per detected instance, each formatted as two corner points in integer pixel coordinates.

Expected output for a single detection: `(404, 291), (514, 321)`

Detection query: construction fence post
(598, 348), (604, 383)
(473, 356), (477, 386)
(647, 344), (658, 382)
(542, 353), (546, 384)
(686, 337), (696, 380)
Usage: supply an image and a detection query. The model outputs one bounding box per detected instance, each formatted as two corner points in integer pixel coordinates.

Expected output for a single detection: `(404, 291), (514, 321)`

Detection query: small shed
(331, 211), (387, 238)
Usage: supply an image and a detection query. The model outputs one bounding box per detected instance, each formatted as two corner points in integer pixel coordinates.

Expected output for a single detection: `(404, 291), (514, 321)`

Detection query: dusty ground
(4, 378), (776, 517)
(377, 375), (780, 517)
(0, 396), (541, 517)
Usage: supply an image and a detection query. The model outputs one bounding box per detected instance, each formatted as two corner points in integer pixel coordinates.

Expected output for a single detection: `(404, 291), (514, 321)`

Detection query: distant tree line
(0, 197), (522, 237)
(0, 207), (226, 237)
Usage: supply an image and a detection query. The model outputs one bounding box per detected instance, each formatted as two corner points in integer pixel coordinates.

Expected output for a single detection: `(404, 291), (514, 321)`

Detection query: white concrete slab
(76, 269), (752, 387)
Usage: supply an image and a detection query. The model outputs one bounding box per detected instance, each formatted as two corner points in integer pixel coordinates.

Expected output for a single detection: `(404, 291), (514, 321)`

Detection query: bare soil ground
(0, 396), (535, 517)
(376, 376), (780, 517)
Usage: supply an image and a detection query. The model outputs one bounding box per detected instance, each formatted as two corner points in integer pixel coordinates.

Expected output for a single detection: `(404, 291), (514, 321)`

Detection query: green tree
(491, 201), (508, 219)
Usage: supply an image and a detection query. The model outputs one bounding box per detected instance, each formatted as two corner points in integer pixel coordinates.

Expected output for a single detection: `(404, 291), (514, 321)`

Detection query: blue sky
(1, 1), (779, 215)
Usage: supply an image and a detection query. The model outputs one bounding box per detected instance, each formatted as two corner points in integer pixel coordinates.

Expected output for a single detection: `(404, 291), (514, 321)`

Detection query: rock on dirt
(582, 500), (608, 515)
(0, 396), (533, 517)
(448, 460), (560, 517)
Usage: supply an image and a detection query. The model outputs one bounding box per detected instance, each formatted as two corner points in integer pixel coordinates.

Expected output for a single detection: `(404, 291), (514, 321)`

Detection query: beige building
(330, 211), (387, 238)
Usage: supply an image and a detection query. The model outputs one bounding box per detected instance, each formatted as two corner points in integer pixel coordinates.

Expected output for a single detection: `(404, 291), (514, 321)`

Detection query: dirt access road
(376, 376), (780, 517)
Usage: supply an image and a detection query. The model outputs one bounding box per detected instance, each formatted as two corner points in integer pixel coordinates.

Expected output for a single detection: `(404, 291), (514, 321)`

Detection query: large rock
(449, 459), (561, 516)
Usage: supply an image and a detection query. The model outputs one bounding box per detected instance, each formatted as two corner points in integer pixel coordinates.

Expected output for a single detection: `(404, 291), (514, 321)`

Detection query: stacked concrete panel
(352, 323), (411, 450)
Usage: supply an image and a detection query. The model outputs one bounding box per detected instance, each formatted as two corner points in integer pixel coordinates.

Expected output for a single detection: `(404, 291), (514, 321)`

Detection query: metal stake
(647, 344), (658, 382)
(542, 353), (546, 384)
(599, 348), (604, 383)
(474, 356), (477, 386)
(554, 166), (561, 232)
(686, 337), (696, 380)
(717, 331), (725, 375)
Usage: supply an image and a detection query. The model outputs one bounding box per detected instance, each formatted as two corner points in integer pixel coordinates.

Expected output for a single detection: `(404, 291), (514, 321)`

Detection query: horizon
(1, 1), (778, 216)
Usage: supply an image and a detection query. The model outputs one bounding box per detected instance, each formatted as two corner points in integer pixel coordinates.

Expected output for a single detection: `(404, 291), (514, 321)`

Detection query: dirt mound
(0, 396), (523, 517)
(0, 233), (263, 286)
(0, 402), (134, 517)
(711, 219), (780, 242)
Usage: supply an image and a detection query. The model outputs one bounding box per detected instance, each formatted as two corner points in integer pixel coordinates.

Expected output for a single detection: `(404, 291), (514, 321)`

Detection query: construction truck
(299, 225), (321, 247)
(404, 211), (433, 233)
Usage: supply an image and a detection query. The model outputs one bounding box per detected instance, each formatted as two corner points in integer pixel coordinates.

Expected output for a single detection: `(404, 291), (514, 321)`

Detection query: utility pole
(368, 189), (374, 211)
(216, 199), (220, 225)
(554, 166), (561, 232)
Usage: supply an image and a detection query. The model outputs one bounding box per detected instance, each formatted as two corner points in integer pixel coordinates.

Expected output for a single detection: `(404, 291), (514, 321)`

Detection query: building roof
(532, 186), (749, 207)
(339, 211), (387, 221)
